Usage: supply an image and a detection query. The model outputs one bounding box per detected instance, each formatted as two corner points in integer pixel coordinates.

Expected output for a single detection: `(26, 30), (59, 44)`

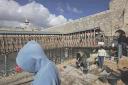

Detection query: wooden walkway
(0, 27), (108, 55)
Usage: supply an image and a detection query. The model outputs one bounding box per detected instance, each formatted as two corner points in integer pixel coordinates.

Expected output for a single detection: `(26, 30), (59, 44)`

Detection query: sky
(0, 0), (110, 29)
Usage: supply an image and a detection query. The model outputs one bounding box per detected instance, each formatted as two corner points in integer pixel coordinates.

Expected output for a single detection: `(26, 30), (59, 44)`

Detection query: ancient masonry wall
(123, 0), (128, 34)
(44, 10), (124, 36)
(44, 0), (127, 36)
(110, 0), (128, 34)
(109, 0), (127, 10)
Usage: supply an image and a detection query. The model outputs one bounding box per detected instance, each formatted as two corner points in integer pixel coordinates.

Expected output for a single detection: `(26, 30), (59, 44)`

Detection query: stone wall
(44, 0), (128, 36)
(123, 0), (128, 34)
(44, 10), (124, 36)
(109, 0), (127, 10)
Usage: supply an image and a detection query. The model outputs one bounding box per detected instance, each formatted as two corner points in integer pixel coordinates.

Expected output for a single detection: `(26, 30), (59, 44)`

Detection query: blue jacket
(16, 41), (60, 85)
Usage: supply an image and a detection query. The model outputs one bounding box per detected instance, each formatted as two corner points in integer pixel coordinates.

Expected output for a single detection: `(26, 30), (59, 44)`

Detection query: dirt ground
(0, 58), (128, 85)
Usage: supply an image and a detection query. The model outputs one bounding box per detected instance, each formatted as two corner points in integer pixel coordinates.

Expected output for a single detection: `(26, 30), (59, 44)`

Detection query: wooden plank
(104, 57), (128, 73)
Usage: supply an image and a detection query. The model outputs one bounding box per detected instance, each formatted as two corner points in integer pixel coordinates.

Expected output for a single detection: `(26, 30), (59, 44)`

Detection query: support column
(4, 54), (7, 76)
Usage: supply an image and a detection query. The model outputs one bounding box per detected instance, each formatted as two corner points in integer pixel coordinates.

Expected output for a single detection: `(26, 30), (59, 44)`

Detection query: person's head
(115, 29), (126, 37)
(115, 31), (120, 37)
(78, 51), (84, 57)
(99, 46), (104, 49)
(16, 40), (49, 73)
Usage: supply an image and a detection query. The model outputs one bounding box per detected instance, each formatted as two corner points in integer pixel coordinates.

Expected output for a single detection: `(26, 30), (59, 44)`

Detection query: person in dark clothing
(115, 30), (127, 57)
(76, 52), (81, 68)
(76, 51), (88, 73)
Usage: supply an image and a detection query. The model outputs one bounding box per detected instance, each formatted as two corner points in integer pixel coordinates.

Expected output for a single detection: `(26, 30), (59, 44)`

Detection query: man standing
(98, 46), (107, 69)
(116, 30), (127, 58)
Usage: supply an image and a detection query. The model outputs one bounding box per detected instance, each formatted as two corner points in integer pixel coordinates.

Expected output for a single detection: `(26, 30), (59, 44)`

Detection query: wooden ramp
(104, 57), (128, 73)
(104, 57), (128, 85)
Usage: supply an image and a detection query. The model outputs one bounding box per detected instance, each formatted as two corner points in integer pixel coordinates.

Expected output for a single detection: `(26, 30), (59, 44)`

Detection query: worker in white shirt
(98, 46), (107, 69)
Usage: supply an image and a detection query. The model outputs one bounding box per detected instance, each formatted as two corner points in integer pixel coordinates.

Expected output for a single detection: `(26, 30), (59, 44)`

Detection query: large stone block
(109, 0), (127, 10)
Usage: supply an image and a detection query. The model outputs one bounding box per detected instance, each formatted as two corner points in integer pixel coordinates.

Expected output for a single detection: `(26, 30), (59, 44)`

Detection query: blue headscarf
(16, 41), (60, 85)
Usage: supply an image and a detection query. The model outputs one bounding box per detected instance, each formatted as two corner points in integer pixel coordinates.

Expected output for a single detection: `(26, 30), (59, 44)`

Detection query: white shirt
(98, 42), (104, 46)
(98, 49), (107, 56)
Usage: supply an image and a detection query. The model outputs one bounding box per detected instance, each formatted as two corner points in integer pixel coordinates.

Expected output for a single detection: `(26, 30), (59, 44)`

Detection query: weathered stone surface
(109, 0), (127, 10)
(43, 0), (128, 36)
(61, 65), (99, 85)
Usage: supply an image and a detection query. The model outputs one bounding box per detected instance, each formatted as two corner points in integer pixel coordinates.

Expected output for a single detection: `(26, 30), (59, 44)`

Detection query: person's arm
(104, 50), (107, 57)
(97, 50), (100, 56)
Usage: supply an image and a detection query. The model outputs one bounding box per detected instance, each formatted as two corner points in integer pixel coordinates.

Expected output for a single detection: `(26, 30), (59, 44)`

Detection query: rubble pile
(104, 57), (128, 85)
(1, 57), (128, 85)
(60, 65), (104, 85)
(104, 57), (128, 72)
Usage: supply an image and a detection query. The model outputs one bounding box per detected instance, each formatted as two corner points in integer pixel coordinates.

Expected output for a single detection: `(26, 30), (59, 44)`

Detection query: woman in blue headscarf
(16, 41), (61, 85)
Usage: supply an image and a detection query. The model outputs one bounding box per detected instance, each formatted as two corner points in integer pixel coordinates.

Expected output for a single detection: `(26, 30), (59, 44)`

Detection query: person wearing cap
(16, 41), (60, 85)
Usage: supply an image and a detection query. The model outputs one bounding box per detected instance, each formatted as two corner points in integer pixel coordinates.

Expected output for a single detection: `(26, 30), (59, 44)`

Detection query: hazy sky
(0, 0), (110, 28)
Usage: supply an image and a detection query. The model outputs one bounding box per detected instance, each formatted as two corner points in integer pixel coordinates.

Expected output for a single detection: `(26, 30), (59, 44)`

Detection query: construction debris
(0, 57), (128, 85)
(104, 57), (128, 73)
